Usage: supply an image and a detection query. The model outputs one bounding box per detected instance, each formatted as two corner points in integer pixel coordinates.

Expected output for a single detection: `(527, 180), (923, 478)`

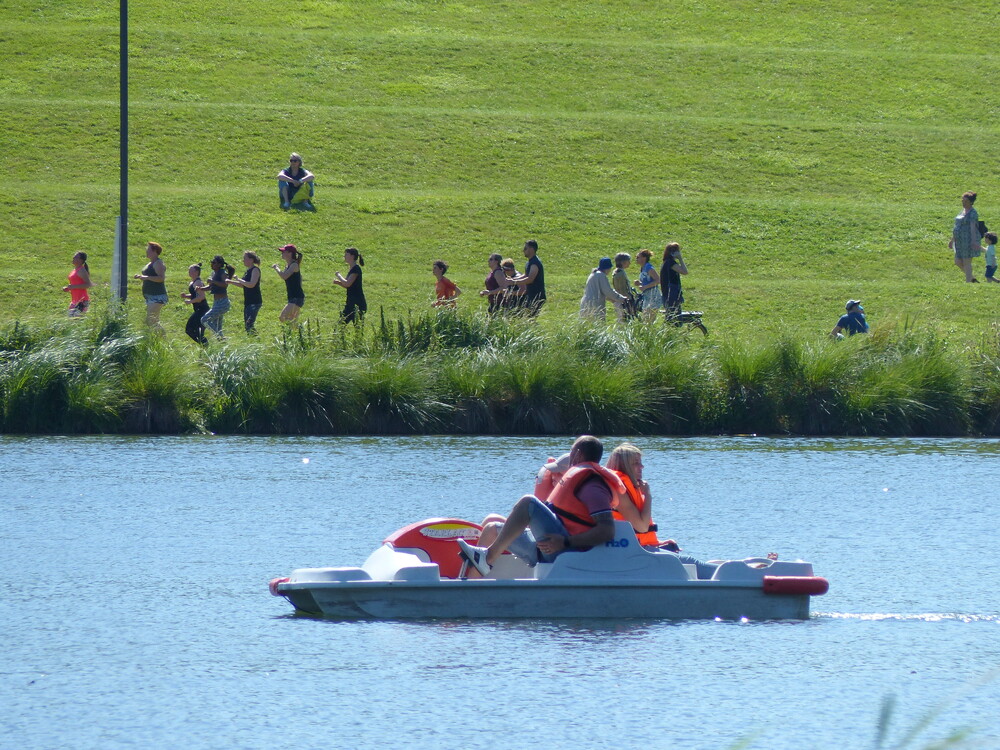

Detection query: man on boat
(457, 435), (622, 576)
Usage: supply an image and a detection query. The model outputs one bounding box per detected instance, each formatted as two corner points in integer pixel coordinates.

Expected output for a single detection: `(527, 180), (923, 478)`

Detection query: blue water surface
(1, 435), (998, 749)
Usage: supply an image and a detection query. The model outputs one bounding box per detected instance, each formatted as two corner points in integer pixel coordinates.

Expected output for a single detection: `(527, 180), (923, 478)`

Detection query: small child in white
(984, 232), (998, 283)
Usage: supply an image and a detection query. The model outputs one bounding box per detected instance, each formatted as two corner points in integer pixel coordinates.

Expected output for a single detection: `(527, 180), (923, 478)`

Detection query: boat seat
(536, 521), (691, 582)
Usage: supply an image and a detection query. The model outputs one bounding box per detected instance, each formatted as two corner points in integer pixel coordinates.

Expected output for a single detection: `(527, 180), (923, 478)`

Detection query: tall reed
(206, 345), (359, 434)
(119, 336), (205, 433)
(0, 314), (995, 436)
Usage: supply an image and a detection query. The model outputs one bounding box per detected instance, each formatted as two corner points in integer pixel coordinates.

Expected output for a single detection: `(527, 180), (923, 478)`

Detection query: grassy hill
(2, 0), (1000, 342)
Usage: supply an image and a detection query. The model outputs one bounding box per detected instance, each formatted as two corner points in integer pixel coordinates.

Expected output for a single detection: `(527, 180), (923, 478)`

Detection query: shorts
(144, 294), (169, 306)
(68, 299), (90, 317)
(507, 495), (572, 566)
(286, 297), (305, 308)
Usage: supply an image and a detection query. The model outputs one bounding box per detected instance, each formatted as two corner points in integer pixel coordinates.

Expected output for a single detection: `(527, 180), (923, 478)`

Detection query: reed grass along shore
(3, 309), (999, 437)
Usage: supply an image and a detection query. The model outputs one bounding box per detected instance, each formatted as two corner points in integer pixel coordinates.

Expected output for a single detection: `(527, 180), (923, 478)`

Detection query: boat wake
(818, 612), (1000, 623)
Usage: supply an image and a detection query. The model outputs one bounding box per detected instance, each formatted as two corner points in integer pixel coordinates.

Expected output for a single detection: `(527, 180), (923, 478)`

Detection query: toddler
(985, 232), (998, 282)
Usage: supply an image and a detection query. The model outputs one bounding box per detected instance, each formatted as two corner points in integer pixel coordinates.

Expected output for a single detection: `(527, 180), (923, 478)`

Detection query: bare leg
(146, 303), (165, 335)
(279, 303), (301, 324)
(955, 256), (975, 282)
(485, 496), (535, 566)
(478, 521), (503, 548)
(963, 258), (976, 282)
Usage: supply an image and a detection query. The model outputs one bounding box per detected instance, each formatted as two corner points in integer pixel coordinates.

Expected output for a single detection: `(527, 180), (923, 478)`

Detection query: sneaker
(281, 202), (291, 210)
(457, 539), (491, 576)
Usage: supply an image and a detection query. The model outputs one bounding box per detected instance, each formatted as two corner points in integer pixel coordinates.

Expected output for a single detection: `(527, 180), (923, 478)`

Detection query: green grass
(2, 0), (1000, 347)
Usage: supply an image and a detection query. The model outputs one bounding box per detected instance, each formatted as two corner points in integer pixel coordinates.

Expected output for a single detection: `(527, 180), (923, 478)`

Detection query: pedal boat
(270, 518), (829, 620)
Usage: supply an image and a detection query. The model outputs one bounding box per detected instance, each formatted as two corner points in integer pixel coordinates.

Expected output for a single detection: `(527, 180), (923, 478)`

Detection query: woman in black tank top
(181, 263), (209, 344)
(227, 251), (263, 334)
(333, 247), (367, 323)
(132, 241), (167, 334)
(272, 244), (304, 325)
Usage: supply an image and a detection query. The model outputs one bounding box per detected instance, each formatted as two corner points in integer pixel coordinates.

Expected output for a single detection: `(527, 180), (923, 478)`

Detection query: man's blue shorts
(507, 495), (570, 565)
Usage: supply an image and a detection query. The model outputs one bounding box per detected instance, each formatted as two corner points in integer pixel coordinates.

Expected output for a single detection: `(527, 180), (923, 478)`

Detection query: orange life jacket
(548, 463), (625, 536)
(610, 470), (661, 546)
(533, 460), (559, 501)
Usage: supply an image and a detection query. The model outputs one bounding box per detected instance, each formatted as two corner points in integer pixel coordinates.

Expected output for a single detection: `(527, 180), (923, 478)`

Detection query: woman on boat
(634, 248), (662, 321)
(63, 251), (93, 317)
(201, 255), (235, 338)
(272, 244), (304, 324)
(605, 443), (718, 579)
(431, 260), (462, 307)
(605, 443), (669, 548)
(479, 253), (510, 314)
(333, 247), (367, 323)
(181, 263), (209, 344)
(226, 251), (263, 334)
(133, 241), (167, 333)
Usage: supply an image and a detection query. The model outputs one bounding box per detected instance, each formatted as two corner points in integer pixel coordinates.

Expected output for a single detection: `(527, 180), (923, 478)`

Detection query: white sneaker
(457, 539), (491, 577)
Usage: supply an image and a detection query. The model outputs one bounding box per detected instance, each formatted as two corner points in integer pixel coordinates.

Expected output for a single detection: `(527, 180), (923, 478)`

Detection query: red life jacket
(610, 470), (661, 546)
(548, 463), (625, 536)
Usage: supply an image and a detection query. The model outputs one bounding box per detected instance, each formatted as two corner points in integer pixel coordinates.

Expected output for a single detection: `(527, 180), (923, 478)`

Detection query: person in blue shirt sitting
(831, 299), (869, 338)
(277, 153), (315, 210)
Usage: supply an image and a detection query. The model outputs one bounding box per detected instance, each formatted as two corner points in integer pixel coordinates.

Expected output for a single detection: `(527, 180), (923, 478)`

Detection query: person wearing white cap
(831, 299), (869, 338)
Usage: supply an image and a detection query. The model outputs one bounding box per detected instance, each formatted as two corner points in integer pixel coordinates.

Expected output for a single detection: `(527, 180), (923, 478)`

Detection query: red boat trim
(763, 576), (829, 596)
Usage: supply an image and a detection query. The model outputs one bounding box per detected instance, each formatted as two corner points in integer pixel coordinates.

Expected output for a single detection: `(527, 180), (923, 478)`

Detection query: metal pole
(117, 0), (129, 300)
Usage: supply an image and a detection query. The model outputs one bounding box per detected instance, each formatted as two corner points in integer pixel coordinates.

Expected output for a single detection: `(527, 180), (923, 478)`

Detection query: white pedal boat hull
(273, 521), (828, 621)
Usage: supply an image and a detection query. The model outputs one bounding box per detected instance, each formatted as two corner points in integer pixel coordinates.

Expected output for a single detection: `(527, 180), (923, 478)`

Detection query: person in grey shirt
(579, 256), (627, 321)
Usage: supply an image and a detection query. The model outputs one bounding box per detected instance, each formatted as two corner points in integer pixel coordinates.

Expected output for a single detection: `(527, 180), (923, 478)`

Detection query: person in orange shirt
(63, 252), (93, 317)
(431, 260), (462, 307)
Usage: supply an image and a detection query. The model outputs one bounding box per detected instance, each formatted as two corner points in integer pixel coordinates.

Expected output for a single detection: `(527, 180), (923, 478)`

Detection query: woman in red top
(63, 252), (93, 317)
(478, 253), (510, 314)
(431, 260), (462, 307)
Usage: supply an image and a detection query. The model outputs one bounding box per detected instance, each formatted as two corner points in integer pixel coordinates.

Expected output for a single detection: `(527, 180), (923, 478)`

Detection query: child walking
(985, 232), (998, 283)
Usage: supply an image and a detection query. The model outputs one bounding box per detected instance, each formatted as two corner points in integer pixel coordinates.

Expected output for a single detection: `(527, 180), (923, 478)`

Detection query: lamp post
(115, 0), (128, 300)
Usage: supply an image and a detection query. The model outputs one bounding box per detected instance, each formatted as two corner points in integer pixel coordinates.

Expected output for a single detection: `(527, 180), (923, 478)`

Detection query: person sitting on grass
(277, 153), (315, 210)
(457, 435), (623, 577)
(831, 299), (869, 338)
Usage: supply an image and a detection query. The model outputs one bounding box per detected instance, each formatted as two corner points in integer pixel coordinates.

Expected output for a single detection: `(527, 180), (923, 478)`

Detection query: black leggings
(244, 303), (262, 333)
(186, 305), (208, 344)
(341, 301), (367, 324)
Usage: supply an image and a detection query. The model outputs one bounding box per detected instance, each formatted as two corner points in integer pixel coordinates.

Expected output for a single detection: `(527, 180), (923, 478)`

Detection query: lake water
(2, 435), (998, 749)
